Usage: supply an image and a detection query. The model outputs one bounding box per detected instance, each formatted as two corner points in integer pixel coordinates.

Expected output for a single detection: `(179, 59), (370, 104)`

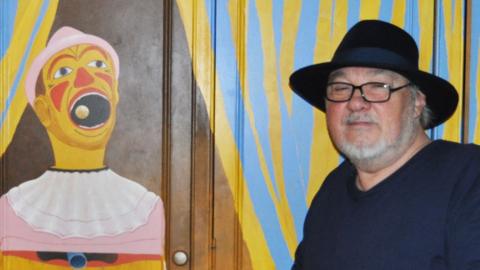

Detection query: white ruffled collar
(6, 169), (159, 239)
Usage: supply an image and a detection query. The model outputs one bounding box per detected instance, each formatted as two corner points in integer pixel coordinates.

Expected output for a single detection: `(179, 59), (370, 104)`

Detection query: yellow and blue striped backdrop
(1, 0), (478, 269)
(177, 0), (477, 269)
(0, 0), (58, 156)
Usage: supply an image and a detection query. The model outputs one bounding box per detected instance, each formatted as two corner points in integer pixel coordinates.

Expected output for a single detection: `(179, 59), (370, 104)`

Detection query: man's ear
(34, 96), (53, 127)
(414, 90), (427, 118)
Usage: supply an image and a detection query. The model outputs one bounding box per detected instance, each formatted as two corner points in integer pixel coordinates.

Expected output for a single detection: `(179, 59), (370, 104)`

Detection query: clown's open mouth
(70, 92), (111, 129)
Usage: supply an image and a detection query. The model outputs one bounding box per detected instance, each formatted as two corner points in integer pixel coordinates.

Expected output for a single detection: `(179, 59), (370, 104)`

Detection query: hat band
(332, 47), (417, 70)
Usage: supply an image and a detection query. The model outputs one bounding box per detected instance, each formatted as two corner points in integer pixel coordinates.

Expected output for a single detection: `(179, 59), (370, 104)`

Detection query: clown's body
(0, 27), (165, 269)
(0, 169), (165, 268)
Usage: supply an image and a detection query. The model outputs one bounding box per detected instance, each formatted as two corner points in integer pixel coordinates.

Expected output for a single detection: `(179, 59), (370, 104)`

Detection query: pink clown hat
(25, 26), (120, 105)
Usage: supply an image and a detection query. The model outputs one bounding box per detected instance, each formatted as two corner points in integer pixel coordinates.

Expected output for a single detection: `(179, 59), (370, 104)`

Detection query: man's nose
(74, 67), (94, 88)
(347, 88), (370, 111)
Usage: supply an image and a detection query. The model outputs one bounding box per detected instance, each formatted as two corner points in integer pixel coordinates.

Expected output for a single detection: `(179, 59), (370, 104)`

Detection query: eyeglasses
(325, 82), (412, 103)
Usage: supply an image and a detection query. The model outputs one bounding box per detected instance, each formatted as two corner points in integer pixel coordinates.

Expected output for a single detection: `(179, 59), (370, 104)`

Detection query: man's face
(325, 67), (424, 165)
(34, 44), (118, 150)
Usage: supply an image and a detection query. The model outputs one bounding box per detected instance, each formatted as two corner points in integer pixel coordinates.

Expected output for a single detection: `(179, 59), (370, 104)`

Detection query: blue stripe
(293, 0), (320, 69)
(246, 1), (292, 266)
(433, 2), (464, 140)
(432, 2), (448, 139)
(469, 1), (480, 141)
(281, 119), (309, 238)
(347, 0), (361, 28)
(205, 0), (216, 48)
(0, 0), (18, 59)
(291, 0), (319, 199)
(380, 0), (393, 22)
(402, 1), (421, 70)
(284, 96), (311, 236)
(210, 0), (292, 268)
(0, 0), (50, 129)
(273, 0), (284, 59)
(410, 0), (426, 137)
(246, 1), (279, 199)
(403, 2), (436, 139)
(409, 0), (420, 48)
(271, 0), (309, 240)
(243, 121), (293, 269)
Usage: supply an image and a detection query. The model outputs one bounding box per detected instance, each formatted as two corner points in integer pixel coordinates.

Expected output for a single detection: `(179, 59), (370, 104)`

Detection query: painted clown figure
(0, 27), (166, 269)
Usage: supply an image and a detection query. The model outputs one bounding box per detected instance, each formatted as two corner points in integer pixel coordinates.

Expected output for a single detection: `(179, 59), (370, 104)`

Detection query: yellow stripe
(178, 0), (215, 124)
(391, 0), (406, 27)
(441, 0), (463, 142)
(306, 0), (346, 204)
(0, 254), (164, 270)
(279, 0), (302, 114)
(312, 0), (334, 64)
(359, 0), (381, 20)
(418, 1), (435, 72)
(254, 0), (298, 256)
(176, 0), (276, 268)
(0, 0), (59, 155)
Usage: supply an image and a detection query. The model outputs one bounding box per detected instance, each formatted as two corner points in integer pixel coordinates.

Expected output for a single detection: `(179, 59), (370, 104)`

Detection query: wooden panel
(1, 107), (52, 192)
(167, 0), (193, 267)
(213, 157), (253, 270)
(167, 1), (252, 269)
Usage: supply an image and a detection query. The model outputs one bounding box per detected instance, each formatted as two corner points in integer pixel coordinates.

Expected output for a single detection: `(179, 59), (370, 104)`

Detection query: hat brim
(289, 62), (458, 129)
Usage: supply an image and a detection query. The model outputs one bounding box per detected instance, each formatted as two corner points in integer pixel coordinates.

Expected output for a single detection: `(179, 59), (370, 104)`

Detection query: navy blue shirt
(292, 140), (480, 270)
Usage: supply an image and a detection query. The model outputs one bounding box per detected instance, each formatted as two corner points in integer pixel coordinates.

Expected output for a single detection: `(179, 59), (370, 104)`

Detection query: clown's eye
(87, 60), (107, 69)
(53, 67), (73, 79)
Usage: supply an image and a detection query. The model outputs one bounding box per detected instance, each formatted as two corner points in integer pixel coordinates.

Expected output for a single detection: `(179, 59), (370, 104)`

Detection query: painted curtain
(177, 0), (477, 269)
(0, 0), (58, 155)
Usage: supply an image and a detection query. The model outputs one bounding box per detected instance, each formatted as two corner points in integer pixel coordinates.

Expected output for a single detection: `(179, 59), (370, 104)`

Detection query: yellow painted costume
(0, 254), (164, 270)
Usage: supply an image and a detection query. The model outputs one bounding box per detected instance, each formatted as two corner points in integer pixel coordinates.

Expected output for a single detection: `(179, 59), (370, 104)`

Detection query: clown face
(34, 44), (119, 150)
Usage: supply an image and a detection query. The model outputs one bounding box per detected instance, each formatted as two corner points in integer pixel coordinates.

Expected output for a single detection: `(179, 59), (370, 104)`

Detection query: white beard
(336, 102), (418, 170)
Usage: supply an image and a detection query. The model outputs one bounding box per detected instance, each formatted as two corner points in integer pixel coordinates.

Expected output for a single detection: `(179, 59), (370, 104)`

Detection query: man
(0, 27), (165, 269)
(289, 20), (480, 269)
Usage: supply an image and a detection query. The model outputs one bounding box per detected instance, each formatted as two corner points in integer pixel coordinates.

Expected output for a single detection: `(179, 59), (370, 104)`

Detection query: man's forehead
(328, 67), (405, 81)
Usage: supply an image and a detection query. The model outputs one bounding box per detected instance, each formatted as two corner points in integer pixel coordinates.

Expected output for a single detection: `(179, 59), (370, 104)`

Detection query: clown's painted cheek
(95, 72), (113, 89)
(50, 81), (69, 111)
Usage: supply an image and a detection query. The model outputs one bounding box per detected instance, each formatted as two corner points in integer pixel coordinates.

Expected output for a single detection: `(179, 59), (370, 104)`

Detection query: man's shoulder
(426, 140), (480, 161)
(415, 140), (480, 180)
(432, 139), (480, 151)
(427, 140), (480, 196)
(417, 140), (480, 163)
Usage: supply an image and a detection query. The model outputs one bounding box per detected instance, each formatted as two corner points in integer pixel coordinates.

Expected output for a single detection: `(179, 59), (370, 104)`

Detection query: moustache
(343, 114), (378, 125)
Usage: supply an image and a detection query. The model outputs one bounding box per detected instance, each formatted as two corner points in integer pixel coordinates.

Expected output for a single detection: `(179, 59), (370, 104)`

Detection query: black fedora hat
(289, 20), (458, 129)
